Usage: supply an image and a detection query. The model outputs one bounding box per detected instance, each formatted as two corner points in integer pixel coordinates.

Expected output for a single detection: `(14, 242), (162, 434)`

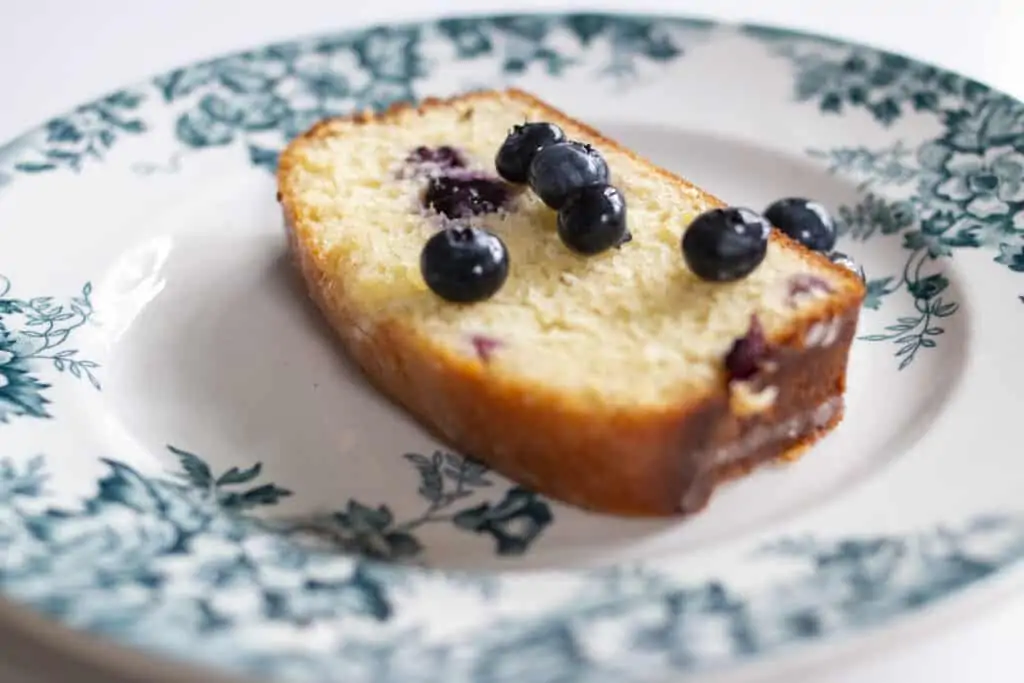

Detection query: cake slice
(276, 88), (866, 517)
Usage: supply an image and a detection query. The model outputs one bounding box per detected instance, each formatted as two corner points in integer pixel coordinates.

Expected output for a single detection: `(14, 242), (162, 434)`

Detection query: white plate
(1, 12), (1023, 683)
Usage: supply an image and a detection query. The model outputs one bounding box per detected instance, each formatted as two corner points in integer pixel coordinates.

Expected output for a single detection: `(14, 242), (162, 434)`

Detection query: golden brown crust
(277, 89), (866, 517)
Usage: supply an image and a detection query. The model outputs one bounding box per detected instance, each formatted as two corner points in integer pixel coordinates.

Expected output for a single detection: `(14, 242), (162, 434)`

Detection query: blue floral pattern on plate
(0, 12), (1022, 683)
(0, 275), (100, 422)
(750, 26), (1024, 367)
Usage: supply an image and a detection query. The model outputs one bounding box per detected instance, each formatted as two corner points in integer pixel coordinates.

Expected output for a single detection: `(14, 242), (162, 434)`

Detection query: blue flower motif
(918, 142), (1024, 241)
(288, 51), (357, 102)
(438, 19), (494, 58)
(452, 487), (552, 555)
(0, 455), (47, 502)
(942, 96), (1024, 152)
(901, 211), (981, 258)
(352, 27), (423, 81)
(11, 91), (147, 175)
(996, 241), (1024, 272)
(471, 624), (580, 683)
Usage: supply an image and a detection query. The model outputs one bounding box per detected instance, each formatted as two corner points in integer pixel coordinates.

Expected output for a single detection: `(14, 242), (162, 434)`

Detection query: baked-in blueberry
(725, 315), (770, 381)
(407, 145), (467, 170)
(764, 197), (837, 252)
(682, 207), (771, 282)
(424, 175), (512, 219)
(528, 141), (610, 209)
(557, 184), (629, 255)
(495, 122), (566, 184)
(420, 227), (510, 303)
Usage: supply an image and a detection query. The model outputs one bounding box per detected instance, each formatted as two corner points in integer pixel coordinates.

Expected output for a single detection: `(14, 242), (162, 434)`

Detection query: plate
(1, 11), (1023, 683)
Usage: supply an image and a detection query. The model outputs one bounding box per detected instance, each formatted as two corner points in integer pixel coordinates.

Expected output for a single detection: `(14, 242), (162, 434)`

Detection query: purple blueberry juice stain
(423, 174), (513, 219)
(400, 145), (514, 219)
(470, 334), (503, 363)
(725, 315), (772, 382)
(406, 145), (467, 170)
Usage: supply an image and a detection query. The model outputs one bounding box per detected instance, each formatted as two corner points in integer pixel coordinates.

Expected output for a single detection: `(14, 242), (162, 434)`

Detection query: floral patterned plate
(1, 11), (1023, 683)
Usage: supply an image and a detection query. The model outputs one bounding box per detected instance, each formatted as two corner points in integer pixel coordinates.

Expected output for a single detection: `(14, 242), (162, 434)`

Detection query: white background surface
(1, 1), (1022, 681)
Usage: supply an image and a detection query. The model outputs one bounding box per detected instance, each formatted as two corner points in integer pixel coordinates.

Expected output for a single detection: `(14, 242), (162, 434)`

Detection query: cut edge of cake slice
(277, 88), (866, 517)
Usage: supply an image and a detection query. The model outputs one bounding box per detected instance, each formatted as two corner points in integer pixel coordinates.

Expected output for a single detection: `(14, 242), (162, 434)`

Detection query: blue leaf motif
(10, 90), (147, 175)
(565, 14), (610, 45)
(95, 459), (168, 514)
(45, 120), (83, 144)
(195, 92), (289, 132)
(863, 276), (895, 310)
(217, 64), (276, 94)
(301, 566), (393, 621)
(219, 483), (292, 511)
(232, 94), (290, 131)
(996, 243), (1024, 272)
(403, 452), (443, 503)
(353, 28), (422, 81)
(155, 65), (216, 101)
(14, 162), (58, 174)
(452, 487), (553, 555)
(101, 90), (143, 110)
(0, 454), (48, 499)
(357, 80), (414, 113)
(248, 145), (280, 173)
(168, 446), (213, 490)
(612, 19), (682, 62)
(437, 19), (493, 58)
(942, 97), (1024, 151)
(492, 16), (549, 41)
(344, 501), (393, 532)
(175, 110), (235, 148)
(471, 624), (580, 683)
(216, 463), (263, 486)
(0, 336), (51, 422)
(907, 273), (949, 301)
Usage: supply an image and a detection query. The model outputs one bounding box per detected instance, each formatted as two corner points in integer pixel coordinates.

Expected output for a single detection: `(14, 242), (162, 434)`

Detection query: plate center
(95, 124), (970, 571)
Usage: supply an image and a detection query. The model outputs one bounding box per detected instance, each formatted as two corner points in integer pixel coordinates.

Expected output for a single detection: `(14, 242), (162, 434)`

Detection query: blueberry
(557, 184), (629, 255)
(495, 122), (566, 184)
(725, 315), (770, 382)
(407, 145), (466, 170)
(528, 141), (610, 209)
(682, 207), (771, 282)
(828, 250), (866, 283)
(764, 197), (837, 252)
(420, 227), (510, 303)
(424, 175), (512, 219)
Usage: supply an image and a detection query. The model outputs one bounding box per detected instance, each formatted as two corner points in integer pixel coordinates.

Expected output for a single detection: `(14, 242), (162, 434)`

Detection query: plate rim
(1, 9), (1022, 683)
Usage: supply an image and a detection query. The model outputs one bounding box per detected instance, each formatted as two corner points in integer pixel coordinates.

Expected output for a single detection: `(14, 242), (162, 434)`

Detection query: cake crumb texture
(278, 89), (865, 516)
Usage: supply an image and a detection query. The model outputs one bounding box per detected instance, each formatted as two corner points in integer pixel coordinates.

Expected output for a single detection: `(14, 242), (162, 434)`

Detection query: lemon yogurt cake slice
(277, 88), (866, 517)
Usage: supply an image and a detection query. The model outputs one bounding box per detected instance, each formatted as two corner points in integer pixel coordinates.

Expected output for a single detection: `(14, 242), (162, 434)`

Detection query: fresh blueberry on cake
(557, 183), (630, 255)
(277, 88), (866, 517)
(764, 197), (838, 253)
(527, 140), (610, 209)
(420, 226), (510, 303)
(681, 207), (772, 282)
(495, 121), (566, 184)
